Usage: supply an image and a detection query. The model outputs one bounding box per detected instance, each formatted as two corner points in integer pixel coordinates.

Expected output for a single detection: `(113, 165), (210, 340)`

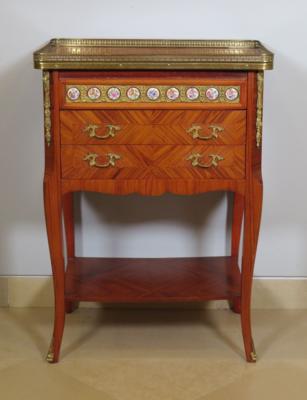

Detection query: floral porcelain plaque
(67, 87), (80, 101)
(205, 87), (219, 101)
(146, 87), (160, 100)
(107, 87), (121, 100)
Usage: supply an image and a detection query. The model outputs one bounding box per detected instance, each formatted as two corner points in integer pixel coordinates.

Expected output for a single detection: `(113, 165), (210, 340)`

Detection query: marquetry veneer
(34, 39), (273, 363)
(60, 110), (246, 145)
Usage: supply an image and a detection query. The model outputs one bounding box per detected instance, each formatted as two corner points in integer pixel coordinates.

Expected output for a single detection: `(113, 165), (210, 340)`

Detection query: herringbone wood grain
(61, 144), (245, 180)
(60, 110), (246, 145)
(65, 257), (241, 302)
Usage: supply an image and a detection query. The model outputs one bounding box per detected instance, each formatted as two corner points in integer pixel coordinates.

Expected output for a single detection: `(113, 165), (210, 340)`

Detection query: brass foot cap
(46, 351), (54, 363)
(250, 351), (257, 362)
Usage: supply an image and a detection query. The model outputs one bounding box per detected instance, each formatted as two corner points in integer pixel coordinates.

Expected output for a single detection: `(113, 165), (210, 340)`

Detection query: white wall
(0, 0), (307, 276)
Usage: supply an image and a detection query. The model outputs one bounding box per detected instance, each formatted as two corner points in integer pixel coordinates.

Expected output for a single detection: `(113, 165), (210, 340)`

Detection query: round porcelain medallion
(146, 87), (160, 100)
(205, 87), (219, 101)
(67, 87), (80, 101)
(166, 87), (180, 101)
(126, 87), (141, 100)
(225, 87), (239, 101)
(107, 87), (121, 100)
(186, 87), (200, 100)
(87, 87), (101, 100)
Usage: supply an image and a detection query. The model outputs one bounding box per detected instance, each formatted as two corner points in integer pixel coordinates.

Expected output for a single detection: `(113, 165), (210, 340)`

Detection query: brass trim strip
(43, 71), (51, 147)
(50, 38), (264, 48)
(256, 72), (264, 148)
(36, 61), (273, 71)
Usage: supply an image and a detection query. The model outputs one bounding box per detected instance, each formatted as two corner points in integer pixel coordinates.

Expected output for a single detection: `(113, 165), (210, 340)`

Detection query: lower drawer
(61, 145), (245, 180)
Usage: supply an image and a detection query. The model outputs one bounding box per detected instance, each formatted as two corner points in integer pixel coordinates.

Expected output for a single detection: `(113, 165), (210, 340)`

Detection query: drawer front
(61, 145), (245, 180)
(60, 110), (246, 145)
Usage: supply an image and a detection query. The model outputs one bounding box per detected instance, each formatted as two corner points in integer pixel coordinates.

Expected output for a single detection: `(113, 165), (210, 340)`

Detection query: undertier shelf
(65, 256), (241, 303)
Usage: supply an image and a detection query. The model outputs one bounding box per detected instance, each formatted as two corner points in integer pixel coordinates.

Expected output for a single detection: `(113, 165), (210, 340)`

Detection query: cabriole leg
(44, 177), (65, 363)
(240, 180), (263, 362)
(63, 192), (79, 314)
(230, 192), (244, 314)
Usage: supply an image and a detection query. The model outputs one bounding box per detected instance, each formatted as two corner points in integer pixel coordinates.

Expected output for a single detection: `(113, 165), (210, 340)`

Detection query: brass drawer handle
(83, 152), (121, 168)
(83, 124), (121, 139)
(187, 124), (224, 140)
(187, 153), (224, 168)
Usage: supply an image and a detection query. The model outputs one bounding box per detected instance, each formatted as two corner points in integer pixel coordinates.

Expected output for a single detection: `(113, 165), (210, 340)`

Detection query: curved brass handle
(83, 124), (121, 139)
(186, 153), (224, 168)
(186, 124), (224, 140)
(83, 152), (121, 168)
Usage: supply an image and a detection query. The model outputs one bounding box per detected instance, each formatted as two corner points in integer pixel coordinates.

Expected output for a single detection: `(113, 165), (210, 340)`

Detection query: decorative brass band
(83, 152), (121, 168)
(43, 71), (51, 146)
(48, 38), (266, 48)
(66, 85), (240, 104)
(33, 39), (274, 70)
(186, 153), (224, 168)
(256, 72), (264, 148)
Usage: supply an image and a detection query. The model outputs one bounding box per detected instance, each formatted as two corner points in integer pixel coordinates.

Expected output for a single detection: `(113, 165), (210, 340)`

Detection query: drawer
(60, 110), (246, 145)
(61, 145), (245, 180)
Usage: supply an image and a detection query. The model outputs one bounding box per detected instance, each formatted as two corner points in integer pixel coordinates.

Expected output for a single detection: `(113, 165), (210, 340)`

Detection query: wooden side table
(33, 39), (273, 363)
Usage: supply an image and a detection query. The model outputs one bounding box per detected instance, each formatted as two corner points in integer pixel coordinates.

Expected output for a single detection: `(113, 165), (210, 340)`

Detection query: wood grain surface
(61, 144), (245, 180)
(65, 257), (241, 303)
(60, 109), (246, 145)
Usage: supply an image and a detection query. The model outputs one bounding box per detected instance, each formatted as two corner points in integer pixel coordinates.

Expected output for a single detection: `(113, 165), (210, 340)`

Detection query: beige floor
(0, 307), (307, 399)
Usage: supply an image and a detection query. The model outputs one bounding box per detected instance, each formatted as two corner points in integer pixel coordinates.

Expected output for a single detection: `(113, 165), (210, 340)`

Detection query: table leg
(240, 179), (263, 362)
(63, 192), (79, 314)
(230, 192), (244, 314)
(44, 177), (65, 363)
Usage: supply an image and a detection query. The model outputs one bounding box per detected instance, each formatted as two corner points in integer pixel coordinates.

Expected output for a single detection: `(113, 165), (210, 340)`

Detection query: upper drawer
(59, 71), (247, 110)
(60, 110), (246, 145)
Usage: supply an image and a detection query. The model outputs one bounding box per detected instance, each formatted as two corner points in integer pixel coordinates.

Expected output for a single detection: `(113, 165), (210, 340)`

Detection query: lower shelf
(65, 256), (241, 303)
